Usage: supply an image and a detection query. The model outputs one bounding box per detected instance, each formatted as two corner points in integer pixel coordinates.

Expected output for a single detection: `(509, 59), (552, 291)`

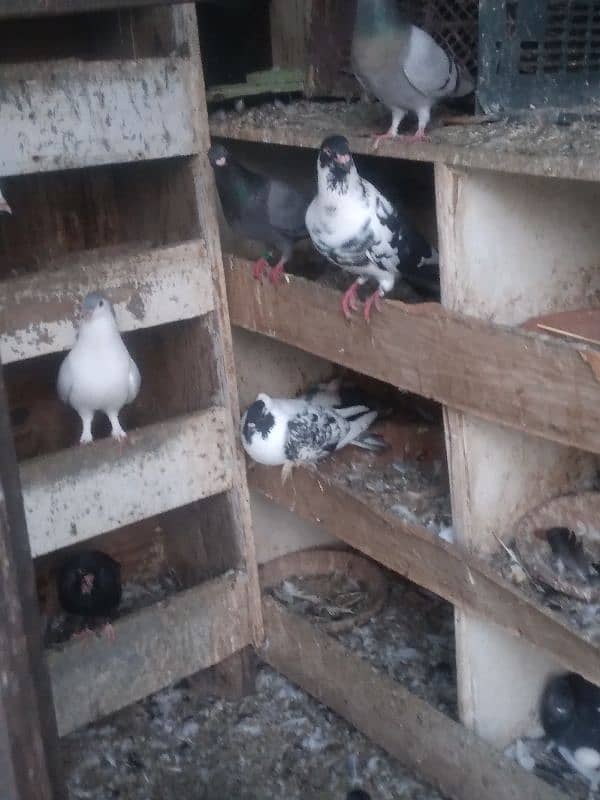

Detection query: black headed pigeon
(57, 292), (141, 445)
(241, 392), (385, 482)
(57, 550), (122, 639)
(541, 673), (600, 784)
(352, 0), (474, 145)
(208, 143), (309, 285)
(305, 135), (439, 321)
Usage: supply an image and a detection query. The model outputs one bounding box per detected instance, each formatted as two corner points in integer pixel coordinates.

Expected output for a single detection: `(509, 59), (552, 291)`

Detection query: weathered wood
(22, 406), (235, 557)
(0, 57), (198, 176)
(262, 597), (567, 800)
(0, 366), (65, 798)
(0, 240), (212, 364)
(0, 0), (188, 18)
(270, 0), (308, 71)
(225, 259), (600, 457)
(248, 462), (600, 686)
(48, 570), (251, 735)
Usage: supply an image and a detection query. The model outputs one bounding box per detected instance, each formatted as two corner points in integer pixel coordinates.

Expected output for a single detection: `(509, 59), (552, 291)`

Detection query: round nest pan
(514, 491), (600, 602)
(259, 548), (388, 633)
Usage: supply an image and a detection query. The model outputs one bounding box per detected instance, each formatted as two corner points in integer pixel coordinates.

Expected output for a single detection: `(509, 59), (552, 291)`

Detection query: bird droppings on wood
(505, 735), (595, 799)
(63, 664), (446, 800)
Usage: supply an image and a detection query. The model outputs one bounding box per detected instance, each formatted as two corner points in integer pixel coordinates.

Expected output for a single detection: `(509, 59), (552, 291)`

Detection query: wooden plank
(248, 463), (600, 686)
(225, 259), (600, 456)
(21, 406), (235, 557)
(262, 597), (567, 800)
(0, 0), (188, 18)
(0, 57), (198, 176)
(0, 239), (212, 364)
(0, 364), (66, 798)
(48, 570), (251, 735)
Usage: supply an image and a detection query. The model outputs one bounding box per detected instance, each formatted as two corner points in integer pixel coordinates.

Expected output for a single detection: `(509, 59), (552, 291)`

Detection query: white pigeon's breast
(67, 341), (133, 412)
(307, 196), (372, 250)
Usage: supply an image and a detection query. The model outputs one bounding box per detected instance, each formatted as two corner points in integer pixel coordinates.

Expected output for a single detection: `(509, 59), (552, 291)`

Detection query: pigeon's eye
(99, 300), (104, 307)
(324, 148), (332, 156)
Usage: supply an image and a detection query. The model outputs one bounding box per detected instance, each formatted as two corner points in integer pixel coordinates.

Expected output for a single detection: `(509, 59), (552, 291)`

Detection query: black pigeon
(347, 791), (371, 800)
(208, 143), (309, 285)
(305, 135), (439, 322)
(546, 527), (598, 583)
(541, 673), (600, 775)
(57, 550), (121, 637)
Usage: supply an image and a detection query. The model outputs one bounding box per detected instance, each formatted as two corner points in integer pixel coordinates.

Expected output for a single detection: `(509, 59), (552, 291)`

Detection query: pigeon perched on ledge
(241, 392), (386, 482)
(352, 0), (474, 145)
(305, 135), (439, 321)
(208, 143), (309, 285)
(57, 550), (121, 639)
(57, 292), (141, 444)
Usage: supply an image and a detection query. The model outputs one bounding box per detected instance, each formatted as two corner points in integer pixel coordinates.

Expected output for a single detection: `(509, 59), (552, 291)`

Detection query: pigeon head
(208, 144), (230, 169)
(319, 135), (353, 172)
(79, 292), (115, 324)
(241, 394), (275, 444)
(541, 674), (576, 738)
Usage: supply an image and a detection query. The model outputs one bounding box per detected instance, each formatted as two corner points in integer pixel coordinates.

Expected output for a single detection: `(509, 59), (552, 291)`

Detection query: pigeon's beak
(215, 156), (226, 167)
(334, 153), (352, 172)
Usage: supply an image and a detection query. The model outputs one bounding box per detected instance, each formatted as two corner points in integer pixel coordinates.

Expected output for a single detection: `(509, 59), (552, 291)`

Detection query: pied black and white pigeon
(541, 672), (600, 789)
(352, 0), (474, 146)
(208, 143), (309, 285)
(57, 292), (141, 444)
(241, 393), (385, 482)
(0, 187), (11, 214)
(305, 135), (439, 321)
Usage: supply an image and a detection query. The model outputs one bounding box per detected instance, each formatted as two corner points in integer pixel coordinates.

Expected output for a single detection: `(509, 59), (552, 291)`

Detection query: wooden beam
(0, 240), (212, 364)
(0, 0), (189, 18)
(0, 365), (66, 798)
(248, 463), (600, 685)
(225, 260), (600, 457)
(262, 597), (567, 800)
(0, 57), (198, 176)
(48, 570), (251, 735)
(22, 406), (235, 557)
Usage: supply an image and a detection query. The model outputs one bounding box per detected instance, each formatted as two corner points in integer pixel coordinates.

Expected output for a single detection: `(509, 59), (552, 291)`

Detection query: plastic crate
(479, 0), (600, 113)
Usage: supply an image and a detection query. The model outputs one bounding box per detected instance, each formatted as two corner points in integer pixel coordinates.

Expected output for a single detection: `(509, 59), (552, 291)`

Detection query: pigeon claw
(372, 131), (397, 150)
(268, 260), (286, 286)
(252, 257), (270, 281)
(341, 281), (361, 320)
(102, 622), (116, 642)
(402, 130), (430, 143)
(363, 291), (384, 323)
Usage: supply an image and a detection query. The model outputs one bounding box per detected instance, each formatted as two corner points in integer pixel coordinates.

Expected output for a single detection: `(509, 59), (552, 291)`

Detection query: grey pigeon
(241, 393), (385, 483)
(0, 187), (11, 214)
(352, 0), (474, 144)
(57, 292), (141, 444)
(305, 135), (439, 321)
(208, 143), (309, 285)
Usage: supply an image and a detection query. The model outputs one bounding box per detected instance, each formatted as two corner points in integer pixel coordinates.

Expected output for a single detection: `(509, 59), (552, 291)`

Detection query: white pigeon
(240, 392), (385, 482)
(57, 292), (141, 444)
(0, 187), (12, 215)
(305, 135), (439, 321)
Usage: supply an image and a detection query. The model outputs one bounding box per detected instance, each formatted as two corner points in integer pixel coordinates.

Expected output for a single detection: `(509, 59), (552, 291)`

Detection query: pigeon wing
(266, 180), (309, 240)
(57, 354), (75, 405)
(284, 407), (347, 463)
(127, 357), (141, 403)
(402, 25), (458, 98)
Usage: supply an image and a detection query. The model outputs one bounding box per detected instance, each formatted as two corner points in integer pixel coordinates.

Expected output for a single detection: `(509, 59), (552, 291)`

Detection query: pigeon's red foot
(252, 257), (270, 281)
(268, 259), (286, 286)
(341, 281), (361, 319)
(363, 290), (384, 323)
(102, 622), (116, 642)
(401, 129), (430, 143)
(372, 131), (398, 150)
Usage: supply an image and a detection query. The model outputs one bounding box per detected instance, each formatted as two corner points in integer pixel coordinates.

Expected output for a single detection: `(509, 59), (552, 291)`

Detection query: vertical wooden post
(0, 364), (66, 800)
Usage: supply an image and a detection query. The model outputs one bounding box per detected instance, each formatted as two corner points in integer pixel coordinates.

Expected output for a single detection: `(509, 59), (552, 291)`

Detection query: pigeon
(546, 527), (599, 584)
(0, 187), (11, 214)
(541, 673), (600, 783)
(352, 0), (474, 145)
(208, 143), (309, 285)
(346, 792), (371, 800)
(57, 550), (121, 639)
(305, 135), (439, 321)
(57, 292), (141, 444)
(241, 392), (386, 482)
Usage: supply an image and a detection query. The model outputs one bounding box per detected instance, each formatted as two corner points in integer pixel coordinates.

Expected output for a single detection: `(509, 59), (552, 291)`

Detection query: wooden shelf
(210, 100), (600, 182)
(248, 453), (600, 686)
(48, 570), (251, 735)
(22, 406), (234, 557)
(0, 240), (212, 364)
(226, 258), (600, 457)
(0, 0), (188, 17)
(262, 596), (566, 800)
(0, 57), (198, 176)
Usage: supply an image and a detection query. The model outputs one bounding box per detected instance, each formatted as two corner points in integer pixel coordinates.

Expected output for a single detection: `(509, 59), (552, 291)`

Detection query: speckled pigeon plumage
(352, 0), (474, 143)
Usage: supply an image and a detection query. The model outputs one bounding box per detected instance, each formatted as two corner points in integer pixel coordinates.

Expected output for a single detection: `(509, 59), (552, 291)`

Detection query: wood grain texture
(262, 597), (567, 800)
(248, 463), (600, 686)
(0, 57), (198, 176)
(225, 259), (600, 456)
(48, 570), (251, 735)
(0, 0), (188, 18)
(22, 406), (235, 557)
(0, 367), (66, 798)
(0, 240), (212, 363)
